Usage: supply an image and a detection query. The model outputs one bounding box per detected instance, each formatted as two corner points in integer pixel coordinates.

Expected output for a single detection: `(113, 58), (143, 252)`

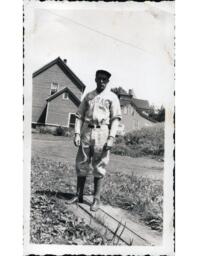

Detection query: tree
(149, 105), (165, 122)
(157, 106), (165, 122)
(111, 86), (127, 96)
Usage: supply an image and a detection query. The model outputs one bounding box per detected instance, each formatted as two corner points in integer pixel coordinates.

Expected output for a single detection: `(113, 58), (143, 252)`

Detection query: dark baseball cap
(96, 70), (111, 79)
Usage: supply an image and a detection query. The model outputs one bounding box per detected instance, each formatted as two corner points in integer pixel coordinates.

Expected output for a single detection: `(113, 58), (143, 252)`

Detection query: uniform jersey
(76, 88), (122, 125)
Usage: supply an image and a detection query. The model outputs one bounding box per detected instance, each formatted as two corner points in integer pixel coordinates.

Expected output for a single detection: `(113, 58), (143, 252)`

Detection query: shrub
(37, 126), (56, 135)
(54, 126), (75, 137)
(114, 135), (125, 145)
(55, 126), (66, 136)
(37, 125), (74, 137)
(112, 123), (164, 158)
(111, 144), (131, 156)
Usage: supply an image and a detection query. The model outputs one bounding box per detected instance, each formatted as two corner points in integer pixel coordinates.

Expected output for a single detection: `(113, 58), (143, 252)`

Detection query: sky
(26, 1), (175, 107)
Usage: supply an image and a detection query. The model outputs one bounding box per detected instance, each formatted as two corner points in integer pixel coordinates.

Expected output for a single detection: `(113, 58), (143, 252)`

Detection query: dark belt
(88, 124), (101, 129)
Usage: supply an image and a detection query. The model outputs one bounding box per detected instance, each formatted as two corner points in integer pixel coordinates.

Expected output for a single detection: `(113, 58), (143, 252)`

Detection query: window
(130, 106), (135, 116)
(135, 120), (139, 129)
(131, 108), (135, 116)
(50, 82), (59, 95)
(63, 92), (69, 100)
(69, 113), (76, 128)
(123, 106), (127, 114)
(128, 106), (131, 114)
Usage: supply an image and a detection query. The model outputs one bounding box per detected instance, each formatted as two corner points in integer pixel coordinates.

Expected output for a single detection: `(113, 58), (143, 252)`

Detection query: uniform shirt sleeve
(110, 94), (122, 121)
(75, 95), (87, 120)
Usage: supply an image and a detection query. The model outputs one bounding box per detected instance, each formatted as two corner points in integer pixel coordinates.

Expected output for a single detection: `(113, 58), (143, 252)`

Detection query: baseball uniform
(75, 88), (122, 178)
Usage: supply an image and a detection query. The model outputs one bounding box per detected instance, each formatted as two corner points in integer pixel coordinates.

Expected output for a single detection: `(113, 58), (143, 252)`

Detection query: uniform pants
(76, 123), (110, 178)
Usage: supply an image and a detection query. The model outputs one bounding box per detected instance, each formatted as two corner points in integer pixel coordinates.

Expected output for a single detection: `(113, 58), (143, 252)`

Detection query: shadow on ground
(35, 190), (91, 206)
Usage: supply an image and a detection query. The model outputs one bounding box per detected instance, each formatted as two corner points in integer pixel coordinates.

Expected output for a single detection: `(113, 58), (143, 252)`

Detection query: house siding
(46, 94), (77, 127)
(121, 105), (154, 132)
(32, 64), (82, 123)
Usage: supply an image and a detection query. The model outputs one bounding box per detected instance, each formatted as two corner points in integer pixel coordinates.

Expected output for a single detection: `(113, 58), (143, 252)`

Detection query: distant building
(118, 92), (157, 132)
(32, 57), (156, 132)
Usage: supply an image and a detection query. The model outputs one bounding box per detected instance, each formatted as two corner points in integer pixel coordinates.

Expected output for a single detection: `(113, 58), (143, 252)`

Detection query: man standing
(67, 70), (122, 211)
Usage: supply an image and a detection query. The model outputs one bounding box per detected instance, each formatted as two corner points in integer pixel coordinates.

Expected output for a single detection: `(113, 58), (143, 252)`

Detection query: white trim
(67, 113), (71, 128)
(62, 91), (69, 100)
(50, 82), (59, 95)
(45, 102), (50, 124)
(67, 112), (76, 128)
(31, 122), (68, 128)
(123, 106), (127, 114)
(45, 122), (68, 128)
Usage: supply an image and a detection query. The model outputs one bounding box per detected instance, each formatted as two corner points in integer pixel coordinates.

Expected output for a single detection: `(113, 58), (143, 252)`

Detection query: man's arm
(109, 118), (120, 138)
(104, 94), (122, 150)
(73, 95), (87, 147)
(74, 117), (83, 135)
(74, 118), (83, 147)
(104, 118), (120, 150)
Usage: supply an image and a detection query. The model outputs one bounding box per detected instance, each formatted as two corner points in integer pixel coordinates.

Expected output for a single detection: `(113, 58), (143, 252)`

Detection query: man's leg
(77, 176), (86, 203)
(66, 176), (86, 204)
(90, 176), (103, 211)
(90, 149), (110, 211)
(66, 145), (90, 204)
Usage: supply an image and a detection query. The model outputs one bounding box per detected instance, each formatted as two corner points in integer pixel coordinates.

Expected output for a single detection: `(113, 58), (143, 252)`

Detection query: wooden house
(32, 57), (85, 128)
(118, 92), (157, 132)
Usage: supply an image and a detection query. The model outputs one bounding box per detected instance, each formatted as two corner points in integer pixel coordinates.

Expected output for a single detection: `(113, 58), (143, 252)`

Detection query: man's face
(95, 74), (109, 93)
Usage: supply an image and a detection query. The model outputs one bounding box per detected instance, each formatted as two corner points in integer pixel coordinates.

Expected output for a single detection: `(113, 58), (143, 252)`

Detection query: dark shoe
(78, 196), (83, 204)
(90, 198), (100, 212)
(66, 176), (86, 205)
(65, 195), (84, 204)
(65, 195), (79, 204)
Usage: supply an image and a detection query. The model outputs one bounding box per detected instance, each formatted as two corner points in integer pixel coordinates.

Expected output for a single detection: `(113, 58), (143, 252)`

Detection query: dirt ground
(32, 133), (164, 180)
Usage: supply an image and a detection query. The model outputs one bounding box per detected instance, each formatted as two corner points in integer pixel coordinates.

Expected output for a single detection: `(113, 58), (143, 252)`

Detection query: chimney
(63, 59), (67, 64)
(128, 89), (133, 97)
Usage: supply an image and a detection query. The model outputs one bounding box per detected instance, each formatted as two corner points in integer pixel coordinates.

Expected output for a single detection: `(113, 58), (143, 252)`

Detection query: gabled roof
(33, 57), (86, 92)
(46, 87), (81, 106)
(131, 98), (150, 110)
(119, 94), (150, 110)
(130, 100), (157, 123)
(118, 93), (156, 123)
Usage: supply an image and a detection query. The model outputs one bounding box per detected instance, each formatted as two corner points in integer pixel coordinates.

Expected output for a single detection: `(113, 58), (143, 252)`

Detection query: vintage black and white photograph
(24, 1), (174, 255)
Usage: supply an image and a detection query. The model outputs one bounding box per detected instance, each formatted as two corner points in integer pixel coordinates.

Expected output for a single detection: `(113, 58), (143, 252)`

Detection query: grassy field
(31, 133), (164, 244)
(32, 133), (163, 179)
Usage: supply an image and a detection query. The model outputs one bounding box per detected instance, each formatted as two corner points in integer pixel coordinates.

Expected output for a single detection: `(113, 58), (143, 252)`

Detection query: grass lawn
(32, 133), (163, 179)
(31, 133), (164, 240)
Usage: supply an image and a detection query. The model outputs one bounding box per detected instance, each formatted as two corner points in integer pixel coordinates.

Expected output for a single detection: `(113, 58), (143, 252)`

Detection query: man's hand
(104, 136), (114, 151)
(74, 133), (81, 147)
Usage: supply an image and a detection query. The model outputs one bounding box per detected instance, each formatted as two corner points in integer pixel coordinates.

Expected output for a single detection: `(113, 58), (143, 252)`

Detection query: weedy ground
(30, 193), (109, 245)
(31, 157), (125, 245)
(31, 152), (163, 244)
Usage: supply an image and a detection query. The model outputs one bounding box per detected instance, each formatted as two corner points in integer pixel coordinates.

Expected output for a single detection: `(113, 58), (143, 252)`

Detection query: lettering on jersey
(88, 96), (110, 109)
